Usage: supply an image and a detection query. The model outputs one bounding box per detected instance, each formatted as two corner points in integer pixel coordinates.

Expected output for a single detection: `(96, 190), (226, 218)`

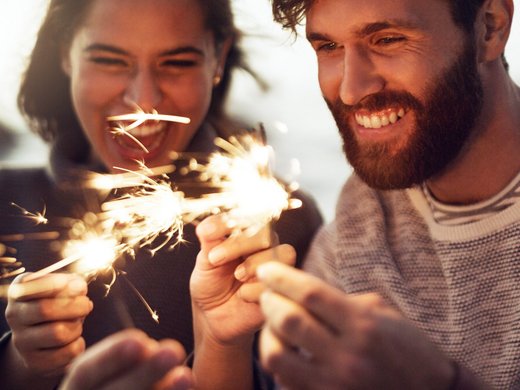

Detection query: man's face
(306, 0), (483, 189)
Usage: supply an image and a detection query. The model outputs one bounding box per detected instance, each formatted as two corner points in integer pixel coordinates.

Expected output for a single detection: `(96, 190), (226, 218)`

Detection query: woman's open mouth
(108, 120), (170, 159)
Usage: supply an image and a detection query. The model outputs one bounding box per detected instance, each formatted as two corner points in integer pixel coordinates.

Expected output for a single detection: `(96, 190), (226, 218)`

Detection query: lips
(108, 120), (169, 160)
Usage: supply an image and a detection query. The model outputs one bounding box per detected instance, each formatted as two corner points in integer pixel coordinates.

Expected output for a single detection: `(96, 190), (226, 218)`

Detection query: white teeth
(116, 122), (167, 137)
(355, 108), (405, 129)
(370, 115), (382, 129)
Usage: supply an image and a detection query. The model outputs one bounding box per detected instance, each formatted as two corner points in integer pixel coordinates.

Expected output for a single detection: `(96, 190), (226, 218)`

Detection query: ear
(475, 0), (514, 63)
(60, 45), (72, 76)
(214, 37), (233, 81)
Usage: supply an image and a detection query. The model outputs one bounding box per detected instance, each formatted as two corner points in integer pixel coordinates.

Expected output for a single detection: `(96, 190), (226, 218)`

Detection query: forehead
(76, 0), (212, 50)
(306, 0), (455, 37)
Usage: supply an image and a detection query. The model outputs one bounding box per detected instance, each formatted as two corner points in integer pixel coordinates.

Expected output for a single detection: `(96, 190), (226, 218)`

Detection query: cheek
(163, 74), (213, 124)
(317, 57), (343, 102)
(71, 71), (124, 113)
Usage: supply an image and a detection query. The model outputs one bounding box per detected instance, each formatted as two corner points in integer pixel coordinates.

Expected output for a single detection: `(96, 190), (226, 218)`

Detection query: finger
(8, 274), (87, 301)
(99, 341), (187, 390)
(15, 319), (85, 350)
(8, 296), (93, 327)
(207, 224), (272, 266)
(155, 366), (194, 390)
(259, 326), (316, 390)
(234, 244), (296, 282)
(257, 262), (351, 333)
(260, 290), (336, 360)
(62, 329), (151, 390)
(238, 282), (264, 303)
(195, 214), (232, 245)
(23, 337), (86, 377)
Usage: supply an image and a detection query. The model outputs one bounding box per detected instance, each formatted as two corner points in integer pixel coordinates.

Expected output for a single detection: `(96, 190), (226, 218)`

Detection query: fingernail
(260, 289), (272, 306)
(234, 265), (246, 281)
(68, 278), (86, 294)
(256, 263), (269, 280)
(198, 221), (217, 236)
(208, 247), (226, 265)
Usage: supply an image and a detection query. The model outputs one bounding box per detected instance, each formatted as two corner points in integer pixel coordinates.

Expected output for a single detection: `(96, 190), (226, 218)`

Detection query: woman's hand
(191, 214), (296, 345)
(6, 272), (93, 377)
(190, 214), (296, 390)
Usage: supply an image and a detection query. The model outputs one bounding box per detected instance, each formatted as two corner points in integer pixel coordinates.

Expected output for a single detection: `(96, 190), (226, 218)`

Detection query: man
(257, 0), (520, 388)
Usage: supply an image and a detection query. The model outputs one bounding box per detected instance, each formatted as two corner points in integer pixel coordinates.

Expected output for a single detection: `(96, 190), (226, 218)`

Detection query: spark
(10, 202), (48, 225)
(184, 133), (302, 235)
(110, 126), (149, 153)
(3, 129), (301, 323)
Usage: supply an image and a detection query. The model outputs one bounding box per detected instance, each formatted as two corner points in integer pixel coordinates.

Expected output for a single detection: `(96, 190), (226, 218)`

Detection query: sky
(0, 0), (519, 220)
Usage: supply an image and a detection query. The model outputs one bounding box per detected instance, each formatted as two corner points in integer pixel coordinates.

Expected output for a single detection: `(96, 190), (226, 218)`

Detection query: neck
(426, 63), (520, 205)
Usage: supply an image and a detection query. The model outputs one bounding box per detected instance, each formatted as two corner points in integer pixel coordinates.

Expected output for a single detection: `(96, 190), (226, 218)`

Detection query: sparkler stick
(108, 112), (191, 127)
(107, 108), (190, 153)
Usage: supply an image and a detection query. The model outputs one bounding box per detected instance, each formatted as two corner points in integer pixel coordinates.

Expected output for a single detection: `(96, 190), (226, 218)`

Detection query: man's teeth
(355, 108), (405, 129)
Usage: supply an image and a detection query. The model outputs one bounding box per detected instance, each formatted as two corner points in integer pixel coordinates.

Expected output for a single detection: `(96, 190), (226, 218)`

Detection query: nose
(339, 45), (384, 106)
(123, 68), (162, 111)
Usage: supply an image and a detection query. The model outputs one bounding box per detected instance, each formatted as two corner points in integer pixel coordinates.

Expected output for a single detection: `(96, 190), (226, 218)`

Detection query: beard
(327, 38), (484, 190)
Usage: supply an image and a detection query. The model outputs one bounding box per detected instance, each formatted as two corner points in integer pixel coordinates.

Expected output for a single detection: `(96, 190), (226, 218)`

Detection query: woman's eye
(161, 59), (197, 68)
(89, 57), (127, 66)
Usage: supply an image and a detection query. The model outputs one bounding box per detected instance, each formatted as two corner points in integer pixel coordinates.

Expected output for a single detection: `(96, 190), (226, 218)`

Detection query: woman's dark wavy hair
(18, 0), (247, 161)
(271, 0), (509, 70)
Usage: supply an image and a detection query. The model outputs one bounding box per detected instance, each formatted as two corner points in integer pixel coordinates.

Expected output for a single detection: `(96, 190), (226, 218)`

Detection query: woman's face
(62, 0), (227, 171)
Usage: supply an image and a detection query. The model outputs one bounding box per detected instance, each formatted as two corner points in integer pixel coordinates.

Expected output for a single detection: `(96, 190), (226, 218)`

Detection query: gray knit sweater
(304, 174), (520, 389)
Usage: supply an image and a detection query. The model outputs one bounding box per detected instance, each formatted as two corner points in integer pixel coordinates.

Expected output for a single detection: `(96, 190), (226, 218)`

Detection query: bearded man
(257, 0), (520, 388)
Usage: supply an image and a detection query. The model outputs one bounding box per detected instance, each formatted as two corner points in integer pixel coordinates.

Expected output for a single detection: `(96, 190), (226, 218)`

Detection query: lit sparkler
(2, 119), (301, 325)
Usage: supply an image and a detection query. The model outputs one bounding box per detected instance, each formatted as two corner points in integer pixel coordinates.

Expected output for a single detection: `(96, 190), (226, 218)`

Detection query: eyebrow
(307, 18), (422, 42)
(84, 43), (205, 57)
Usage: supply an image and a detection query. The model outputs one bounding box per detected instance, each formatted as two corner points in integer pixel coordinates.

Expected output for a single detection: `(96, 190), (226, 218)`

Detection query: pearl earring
(213, 75), (222, 86)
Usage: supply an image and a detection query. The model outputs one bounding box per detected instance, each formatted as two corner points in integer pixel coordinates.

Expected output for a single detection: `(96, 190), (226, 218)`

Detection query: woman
(0, 0), (322, 388)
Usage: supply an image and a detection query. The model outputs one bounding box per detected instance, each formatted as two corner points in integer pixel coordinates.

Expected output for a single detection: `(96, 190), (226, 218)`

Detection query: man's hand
(60, 329), (193, 390)
(6, 272), (93, 377)
(257, 262), (455, 390)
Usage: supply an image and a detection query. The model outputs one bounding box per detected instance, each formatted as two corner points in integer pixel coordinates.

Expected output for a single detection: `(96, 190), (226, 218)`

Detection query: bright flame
(67, 234), (120, 277)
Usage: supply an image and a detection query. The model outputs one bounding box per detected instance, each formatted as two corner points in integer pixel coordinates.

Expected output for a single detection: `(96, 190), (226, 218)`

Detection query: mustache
(325, 90), (423, 118)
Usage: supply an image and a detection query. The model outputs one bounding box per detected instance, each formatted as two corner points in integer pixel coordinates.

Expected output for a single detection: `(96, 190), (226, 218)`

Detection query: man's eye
(375, 36), (405, 46)
(317, 42), (337, 52)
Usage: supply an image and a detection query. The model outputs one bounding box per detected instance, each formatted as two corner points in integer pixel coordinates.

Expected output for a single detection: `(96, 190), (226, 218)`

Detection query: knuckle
(276, 244), (296, 264)
(279, 311), (304, 334)
(364, 292), (386, 308)
(36, 300), (53, 319)
(5, 304), (18, 325)
(299, 287), (322, 308)
(48, 323), (72, 345)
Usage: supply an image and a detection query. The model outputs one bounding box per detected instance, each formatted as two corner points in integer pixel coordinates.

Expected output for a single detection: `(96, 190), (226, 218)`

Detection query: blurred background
(1, 0), (519, 221)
